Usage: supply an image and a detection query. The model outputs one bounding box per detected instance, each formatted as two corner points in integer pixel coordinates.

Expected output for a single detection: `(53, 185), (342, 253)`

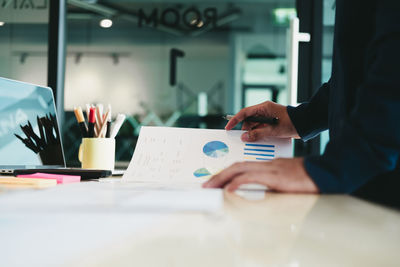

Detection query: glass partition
(0, 1), (49, 84)
(64, 0), (295, 166)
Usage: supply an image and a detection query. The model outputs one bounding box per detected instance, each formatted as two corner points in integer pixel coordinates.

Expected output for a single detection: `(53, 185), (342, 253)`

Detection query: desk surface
(0, 179), (399, 267)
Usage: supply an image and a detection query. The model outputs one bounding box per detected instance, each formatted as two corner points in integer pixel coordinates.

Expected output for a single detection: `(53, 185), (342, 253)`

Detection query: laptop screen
(0, 77), (65, 168)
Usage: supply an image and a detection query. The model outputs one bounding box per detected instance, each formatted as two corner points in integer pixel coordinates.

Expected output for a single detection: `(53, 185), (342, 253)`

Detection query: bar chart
(243, 143), (275, 161)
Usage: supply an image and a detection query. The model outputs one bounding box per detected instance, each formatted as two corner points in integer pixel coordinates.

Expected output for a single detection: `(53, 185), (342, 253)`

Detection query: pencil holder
(78, 138), (115, 171)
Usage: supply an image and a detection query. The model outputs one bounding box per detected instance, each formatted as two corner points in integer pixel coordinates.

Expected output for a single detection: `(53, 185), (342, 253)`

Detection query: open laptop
(0, 77), (112, 179)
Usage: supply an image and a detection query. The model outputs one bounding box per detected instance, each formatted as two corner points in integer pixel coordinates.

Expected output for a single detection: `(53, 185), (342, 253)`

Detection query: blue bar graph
(244, 143), (275, 162)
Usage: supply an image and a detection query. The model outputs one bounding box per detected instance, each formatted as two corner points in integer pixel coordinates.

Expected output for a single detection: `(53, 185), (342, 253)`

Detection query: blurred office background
(0, 0), (335, 167)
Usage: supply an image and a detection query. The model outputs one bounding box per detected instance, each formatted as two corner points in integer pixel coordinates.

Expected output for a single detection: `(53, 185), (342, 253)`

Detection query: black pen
(105, 119), (112, 138)
(105, 105), (112, 138)
(224, 115), (279, 125)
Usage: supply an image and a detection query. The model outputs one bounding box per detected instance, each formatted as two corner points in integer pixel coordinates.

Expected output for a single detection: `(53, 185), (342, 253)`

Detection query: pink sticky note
(17, 173), (81, 184)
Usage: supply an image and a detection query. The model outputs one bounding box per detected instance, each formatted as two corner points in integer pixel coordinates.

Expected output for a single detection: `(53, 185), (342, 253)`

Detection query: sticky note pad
(17, 173), (81, 184)
(0, 177), (57, 189)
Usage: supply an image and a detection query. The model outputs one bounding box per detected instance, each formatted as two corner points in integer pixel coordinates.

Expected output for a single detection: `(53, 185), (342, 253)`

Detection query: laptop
(0, 77), (112, 179)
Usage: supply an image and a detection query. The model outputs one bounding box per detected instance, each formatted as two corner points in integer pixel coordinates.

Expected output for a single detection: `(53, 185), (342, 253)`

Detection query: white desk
(0, 180), (399, 267)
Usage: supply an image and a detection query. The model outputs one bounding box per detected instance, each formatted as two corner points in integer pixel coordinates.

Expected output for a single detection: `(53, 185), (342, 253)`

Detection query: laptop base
(13, 168), (112, 180)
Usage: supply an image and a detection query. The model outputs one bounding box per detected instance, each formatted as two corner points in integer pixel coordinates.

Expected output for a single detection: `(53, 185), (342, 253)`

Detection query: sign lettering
(139, 7), (217, 30)
(0, 0), (47, 10)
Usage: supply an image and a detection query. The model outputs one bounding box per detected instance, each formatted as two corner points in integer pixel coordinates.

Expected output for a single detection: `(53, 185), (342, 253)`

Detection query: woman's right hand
(225, 101), (300, 142)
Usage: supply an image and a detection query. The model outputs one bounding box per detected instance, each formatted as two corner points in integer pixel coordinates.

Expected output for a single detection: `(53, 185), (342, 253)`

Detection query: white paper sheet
(123, 126), (292, 185)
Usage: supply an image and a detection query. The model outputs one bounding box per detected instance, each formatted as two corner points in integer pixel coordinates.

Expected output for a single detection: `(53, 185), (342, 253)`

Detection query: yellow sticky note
(0, 177), (57, 189)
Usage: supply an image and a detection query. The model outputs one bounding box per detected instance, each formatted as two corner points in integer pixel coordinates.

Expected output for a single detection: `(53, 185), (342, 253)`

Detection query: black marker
(88, 107), (96, 138)
(73, 107), (88, 137)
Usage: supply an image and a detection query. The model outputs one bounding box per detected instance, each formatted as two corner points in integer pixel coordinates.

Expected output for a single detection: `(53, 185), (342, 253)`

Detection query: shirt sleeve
(305, 1), (400, 193)
(287, 81), (330, 141)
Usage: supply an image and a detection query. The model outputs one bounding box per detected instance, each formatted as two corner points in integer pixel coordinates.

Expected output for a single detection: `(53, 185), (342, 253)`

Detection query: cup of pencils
(74, 104), (126, 170)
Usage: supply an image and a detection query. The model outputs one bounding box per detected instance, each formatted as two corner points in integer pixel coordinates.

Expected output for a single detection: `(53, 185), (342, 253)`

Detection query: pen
(88, 107), (96, 138)
(105, 105), (112, 138)
(73, 106), (88, 137)
(106, 118), (112, 138)
(110, 114), (126, 139)
(85, 104), (91, 123)
(96, 104), (104, 121)
(223, 115), (279, 125)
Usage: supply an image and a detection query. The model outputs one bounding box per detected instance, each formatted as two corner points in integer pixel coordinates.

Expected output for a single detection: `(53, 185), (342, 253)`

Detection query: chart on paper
(123, 126), (292, 185)
(243, 143), (276, 161)
(203, 141), (229, 158)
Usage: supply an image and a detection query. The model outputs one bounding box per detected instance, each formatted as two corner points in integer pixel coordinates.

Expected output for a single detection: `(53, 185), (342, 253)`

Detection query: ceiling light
(0, 22), (5, 26)
(273, 8), (296, 25)
(190, 18), (199, 26)
(99, 19), (112, 28)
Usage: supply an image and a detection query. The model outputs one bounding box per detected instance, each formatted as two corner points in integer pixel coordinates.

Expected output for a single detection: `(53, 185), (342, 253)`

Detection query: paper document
(123, 126), (292, 185)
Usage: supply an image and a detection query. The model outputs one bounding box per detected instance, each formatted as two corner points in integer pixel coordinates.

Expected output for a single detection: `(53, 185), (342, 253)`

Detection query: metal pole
(48, 0), (66, 132)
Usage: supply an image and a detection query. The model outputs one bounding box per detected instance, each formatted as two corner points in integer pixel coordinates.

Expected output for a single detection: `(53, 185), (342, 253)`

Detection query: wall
(2, 2), (338, 119)
(64, 39), (230, 117)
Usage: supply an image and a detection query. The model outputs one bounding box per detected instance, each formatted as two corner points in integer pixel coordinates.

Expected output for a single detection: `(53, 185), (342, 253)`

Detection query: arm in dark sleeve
(287, 81), (330, 141)
(305, 1), (400, 193)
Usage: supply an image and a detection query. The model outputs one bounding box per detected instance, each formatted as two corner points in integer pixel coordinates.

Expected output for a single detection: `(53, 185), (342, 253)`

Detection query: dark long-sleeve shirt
(287, 0), (400, 193)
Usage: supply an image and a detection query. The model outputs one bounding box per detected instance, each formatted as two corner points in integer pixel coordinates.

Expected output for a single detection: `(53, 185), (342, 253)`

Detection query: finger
(241, 126), (276, 142)
(225, 107), (257, 130)
(225, 173), (269, 192)
(251, 123), (268, 130)
(241, 121), (259, 131)
(203, 162), (270, 188)
(202, 163), (244, 188)
(241, 121), (251, 130)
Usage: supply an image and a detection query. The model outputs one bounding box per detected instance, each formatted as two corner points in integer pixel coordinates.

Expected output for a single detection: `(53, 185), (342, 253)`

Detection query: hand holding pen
(224, 101), (300, 142)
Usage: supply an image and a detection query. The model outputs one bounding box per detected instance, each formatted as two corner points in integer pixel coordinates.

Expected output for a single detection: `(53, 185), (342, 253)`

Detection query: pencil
(95, 104), (103, 135)
(98, 106), (111, 138)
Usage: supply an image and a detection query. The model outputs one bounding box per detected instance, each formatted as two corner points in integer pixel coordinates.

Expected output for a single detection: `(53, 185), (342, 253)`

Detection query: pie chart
(193, 168), (211, 178)
(203, 141), (229, 158)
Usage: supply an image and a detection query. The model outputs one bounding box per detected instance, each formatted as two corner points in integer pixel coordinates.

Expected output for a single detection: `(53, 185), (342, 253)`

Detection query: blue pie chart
(203, 141), (229, 158)
(193, 168), (212, 178)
